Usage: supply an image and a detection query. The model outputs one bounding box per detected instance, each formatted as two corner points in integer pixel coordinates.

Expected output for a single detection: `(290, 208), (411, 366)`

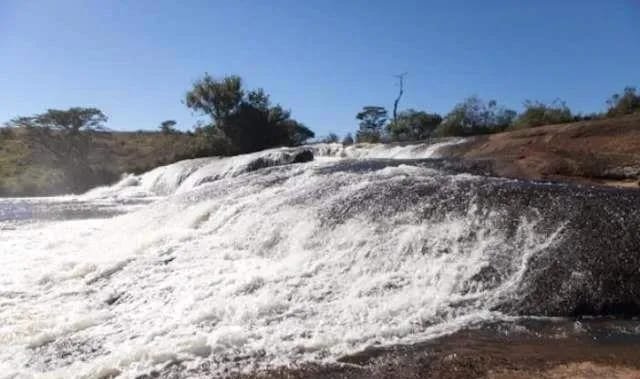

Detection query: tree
(392, 73), (407, 124)
(606, 87), (640, 117)
(159, 120), (179, 134)
(185, 74), (243, 121)
(435, 97), (516, 137)
(387, 109), (442, 141)
(512, 99), (573, 128)
(6, 107), (108, 190)
(342, 133), (354, 145)
(282, 119), (315, 146)
(356, 106), (388, 143)
(185, 74), (314, 154)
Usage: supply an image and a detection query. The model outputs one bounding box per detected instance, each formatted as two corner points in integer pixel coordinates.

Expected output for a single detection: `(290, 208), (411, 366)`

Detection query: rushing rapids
(1, 141), (639, 378)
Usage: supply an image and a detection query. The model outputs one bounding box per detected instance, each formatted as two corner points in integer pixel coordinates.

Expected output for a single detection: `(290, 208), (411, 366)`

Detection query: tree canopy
(387, 109), (442, 141)
(7, 107), (107, 164)
(356, 106), (388, 143)
(159, 120), (179, 134)
(185, 74), (244, 121)
(435, 97), (516, 137)
(6, 107), (109, 191)
(185, 74), (314, 154)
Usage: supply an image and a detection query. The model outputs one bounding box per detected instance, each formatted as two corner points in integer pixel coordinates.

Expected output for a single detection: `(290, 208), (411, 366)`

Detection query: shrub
(387, 109), (442, 141)
(435, 97), (516, 137)
(512, 99), (573, 128)
(606, 87), (640, 117)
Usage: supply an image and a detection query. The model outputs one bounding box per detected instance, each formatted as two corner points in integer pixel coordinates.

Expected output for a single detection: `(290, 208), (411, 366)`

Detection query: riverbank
(442, 114), (640, 189)
(2, 114), (639, 196)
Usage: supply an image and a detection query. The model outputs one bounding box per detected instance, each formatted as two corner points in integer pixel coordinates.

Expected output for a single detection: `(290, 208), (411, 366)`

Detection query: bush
(606, 87), (640, 117)
(512, 99), (573, 128)
(435, 97), (516, 137)
(387, 109), (442, 141)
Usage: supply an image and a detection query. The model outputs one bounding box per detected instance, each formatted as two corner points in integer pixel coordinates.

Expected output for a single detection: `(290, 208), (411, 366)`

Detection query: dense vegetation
(185, 74), (313, 155)
(352, 86), (640, 143)
(0, 74), (314, 195)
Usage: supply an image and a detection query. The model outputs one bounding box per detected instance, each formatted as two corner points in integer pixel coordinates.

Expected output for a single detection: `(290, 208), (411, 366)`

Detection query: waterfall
(1, 140), (638, 378)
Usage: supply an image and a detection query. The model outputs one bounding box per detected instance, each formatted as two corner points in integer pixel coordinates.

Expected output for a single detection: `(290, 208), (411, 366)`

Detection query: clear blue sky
(1, 1), (639, 137)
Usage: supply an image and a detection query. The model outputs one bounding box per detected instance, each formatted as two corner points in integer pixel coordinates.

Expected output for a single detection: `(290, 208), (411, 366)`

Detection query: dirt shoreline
(441, 114), (640, 190)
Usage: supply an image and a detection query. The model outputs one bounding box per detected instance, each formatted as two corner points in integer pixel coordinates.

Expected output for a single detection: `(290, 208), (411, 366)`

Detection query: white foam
(311, 139), (462, 160)
(81, 140), (461, 201)
(0, 141), (565, 378)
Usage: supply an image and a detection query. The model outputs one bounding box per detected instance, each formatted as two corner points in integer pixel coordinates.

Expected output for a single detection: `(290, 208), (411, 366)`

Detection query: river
(1, 141), (639, 378)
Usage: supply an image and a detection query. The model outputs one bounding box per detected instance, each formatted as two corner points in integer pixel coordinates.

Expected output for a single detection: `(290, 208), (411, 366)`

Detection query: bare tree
(392, 72), (408, 124)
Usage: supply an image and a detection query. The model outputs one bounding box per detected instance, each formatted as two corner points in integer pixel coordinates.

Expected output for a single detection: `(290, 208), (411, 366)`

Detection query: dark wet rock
(162, 256), (176, 264)
(245, 149), (314, 173)
(313, 159), (640, 317)
(291, 149), (314, 163)
(489, 183), (640, 317)
(104, 292), (123, 306)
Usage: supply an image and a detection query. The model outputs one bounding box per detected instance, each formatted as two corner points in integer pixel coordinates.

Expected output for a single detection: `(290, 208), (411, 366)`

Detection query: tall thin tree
(392, 72), (408, 124)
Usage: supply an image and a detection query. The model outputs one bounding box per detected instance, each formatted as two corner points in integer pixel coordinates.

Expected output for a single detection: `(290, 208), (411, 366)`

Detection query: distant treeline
(1, 73), (639, 195)
(1, 74), (315, 194)
(345, 86), (640, 143)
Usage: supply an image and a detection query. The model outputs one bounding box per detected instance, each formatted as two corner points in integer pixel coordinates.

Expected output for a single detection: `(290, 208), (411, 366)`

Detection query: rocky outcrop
(483, 180), (640, 316)
(442, 113), (640, 189)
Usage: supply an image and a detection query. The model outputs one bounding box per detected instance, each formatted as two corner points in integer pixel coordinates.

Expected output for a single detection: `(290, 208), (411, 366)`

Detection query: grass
(0, 128), (204, 196)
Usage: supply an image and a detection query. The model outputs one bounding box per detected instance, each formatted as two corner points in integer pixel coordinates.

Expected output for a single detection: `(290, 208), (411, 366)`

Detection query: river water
(1, 141), (637, 378)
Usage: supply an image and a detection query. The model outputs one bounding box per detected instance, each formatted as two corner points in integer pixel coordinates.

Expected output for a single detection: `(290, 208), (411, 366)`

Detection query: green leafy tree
(6, 107), (108, 190)
(512, 99), (573, 128)
(185, 74), (243, 121)
(435, 97), (516, 136)
(281, 119), (315, 146)
(387, 109), (442, 141)
(342, 133), (354, 145)
(606, 86), (640, 117)
(356, 106), (388, 143)
(185, 74), (314, 154)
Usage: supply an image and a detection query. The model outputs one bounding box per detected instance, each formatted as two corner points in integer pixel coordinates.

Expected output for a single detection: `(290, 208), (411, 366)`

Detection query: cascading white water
(0, 141), (565, 378)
